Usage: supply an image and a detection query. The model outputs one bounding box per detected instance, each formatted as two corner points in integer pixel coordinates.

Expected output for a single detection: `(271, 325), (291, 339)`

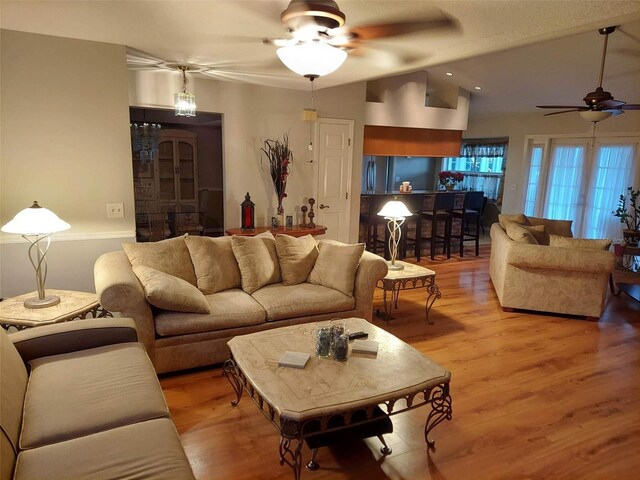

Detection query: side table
(0, 289), (111, 331)
(609, 249), (640, 302)
(376, 260), (441, 323)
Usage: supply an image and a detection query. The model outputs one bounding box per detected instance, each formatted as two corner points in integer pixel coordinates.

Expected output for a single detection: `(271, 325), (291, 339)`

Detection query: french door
(524, 136), (639, 239)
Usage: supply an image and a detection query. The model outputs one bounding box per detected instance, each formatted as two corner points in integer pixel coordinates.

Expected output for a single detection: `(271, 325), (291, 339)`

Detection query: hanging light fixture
(175, 66), (196, 117)
(130, 121), (161, 164)
(277, 40), (347, 78)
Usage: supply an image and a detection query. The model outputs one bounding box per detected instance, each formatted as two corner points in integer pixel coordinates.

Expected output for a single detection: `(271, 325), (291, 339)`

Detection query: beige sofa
(490, 216), (616, 319)
(1, 318), (194, 480)
(95, 235), (388, 373)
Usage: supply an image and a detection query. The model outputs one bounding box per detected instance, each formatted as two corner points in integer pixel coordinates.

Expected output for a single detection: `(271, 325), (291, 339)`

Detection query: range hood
(363, 71), (468, 156)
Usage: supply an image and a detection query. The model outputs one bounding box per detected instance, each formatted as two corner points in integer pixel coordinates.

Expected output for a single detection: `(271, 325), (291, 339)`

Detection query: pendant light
(175, 66), (196, 117)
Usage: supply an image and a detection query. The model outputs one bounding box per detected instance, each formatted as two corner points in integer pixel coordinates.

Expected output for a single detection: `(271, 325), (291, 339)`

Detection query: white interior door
(316, 118), (353, 242)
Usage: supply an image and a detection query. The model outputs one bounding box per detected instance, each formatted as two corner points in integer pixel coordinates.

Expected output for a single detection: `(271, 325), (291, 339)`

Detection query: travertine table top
(382, 261), (435, 280)
(0, 289), (99, 326)
(228, 317), (450, 422)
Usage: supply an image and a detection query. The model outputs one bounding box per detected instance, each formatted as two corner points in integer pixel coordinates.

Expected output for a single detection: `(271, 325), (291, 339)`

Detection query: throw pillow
(498, 213), (529, 230)
(275, 234), (319, 286)
(527, 216), (573, 238)
(505, 222), (539, 245)
(132, 265), (210, 314)
(122, 236), (197, 286)
(308, 241), (365, 297)
(184, 235), (242, 294)
(231, 231), (281, 294)
(549, 235), (611, 251)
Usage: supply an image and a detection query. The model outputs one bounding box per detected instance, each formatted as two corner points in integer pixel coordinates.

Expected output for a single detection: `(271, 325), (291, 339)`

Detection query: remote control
(349, 331), (368, 341)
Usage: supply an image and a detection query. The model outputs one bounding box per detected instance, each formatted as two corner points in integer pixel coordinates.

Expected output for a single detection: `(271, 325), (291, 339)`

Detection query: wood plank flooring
(160, 244), (640, 480)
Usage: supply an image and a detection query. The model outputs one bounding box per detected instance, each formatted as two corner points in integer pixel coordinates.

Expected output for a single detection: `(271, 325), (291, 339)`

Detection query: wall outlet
(510, 184), (517, 191)
(107, 203), (124, 219)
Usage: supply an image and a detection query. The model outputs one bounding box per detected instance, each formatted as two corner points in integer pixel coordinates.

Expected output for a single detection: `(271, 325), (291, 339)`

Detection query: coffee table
(223, 317), (452, 479)
(376, 260), (441, 323)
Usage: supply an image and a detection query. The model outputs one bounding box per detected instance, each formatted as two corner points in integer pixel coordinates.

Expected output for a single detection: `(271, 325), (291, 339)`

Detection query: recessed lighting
(474, 86), (482, 90)
(445, 72), (453, 76)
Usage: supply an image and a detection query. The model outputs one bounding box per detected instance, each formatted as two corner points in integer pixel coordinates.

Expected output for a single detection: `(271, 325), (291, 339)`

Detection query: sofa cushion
(308, 241), (365, 296)
(133, 265), (211, 314)
(252, 283), (355, 321)
(275, 234), (319, 286)
(231, 231), (281, 294)
(20, 343), (169, 449)
(549, 235), (612, 251)
(527, 216), (573, 238)
(14, 418), (194, 480)
(123, 236), (197, 286)
(505, 222), (544, 245)
(498, 213), (529, 230)
(155, 289), (266, 336)
(184, 235), (242, 293)
(0, 329), (28, 462)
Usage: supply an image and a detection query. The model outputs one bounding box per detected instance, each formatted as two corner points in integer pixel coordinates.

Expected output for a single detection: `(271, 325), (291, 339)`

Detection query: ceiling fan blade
(606, 109), (625, 116)
(598, 99), (626, 109)
(349, 16), (459, 41)
(621, 104), (640, 110)
(536, 105), (585, 109)
(543, 109), (584, 116)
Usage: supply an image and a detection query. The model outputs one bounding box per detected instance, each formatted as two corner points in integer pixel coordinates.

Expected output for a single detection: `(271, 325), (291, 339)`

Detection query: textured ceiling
(1, 0), (639, 114)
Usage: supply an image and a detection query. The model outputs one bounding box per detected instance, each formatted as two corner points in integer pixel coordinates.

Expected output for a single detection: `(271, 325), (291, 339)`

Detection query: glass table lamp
(378, 199), (413, 271)
(1, 201), (70, 308)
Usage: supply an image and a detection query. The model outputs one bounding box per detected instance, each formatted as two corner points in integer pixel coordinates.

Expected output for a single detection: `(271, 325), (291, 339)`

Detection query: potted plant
(439, 171), (464, 190)
(261, 133), (293, 218)
(612, 186), (640, 246)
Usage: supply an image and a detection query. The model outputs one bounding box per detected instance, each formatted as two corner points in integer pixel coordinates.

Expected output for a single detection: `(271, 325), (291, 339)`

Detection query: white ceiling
(1, 0), (639, 115)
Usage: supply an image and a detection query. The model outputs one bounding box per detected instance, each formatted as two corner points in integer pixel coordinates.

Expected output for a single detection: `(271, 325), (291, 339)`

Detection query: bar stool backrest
(433, 192), (456, 212)
(464, 191), (485, 211)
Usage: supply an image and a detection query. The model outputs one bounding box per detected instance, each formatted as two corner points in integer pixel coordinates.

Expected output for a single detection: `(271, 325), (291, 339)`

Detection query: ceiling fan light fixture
(579, 110), (612, 123)
(277, 41), (347, 77)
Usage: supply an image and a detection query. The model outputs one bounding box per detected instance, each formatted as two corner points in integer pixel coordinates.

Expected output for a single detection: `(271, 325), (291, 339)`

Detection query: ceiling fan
(263, 0), (458, 79)
(537, 26), (640, 121)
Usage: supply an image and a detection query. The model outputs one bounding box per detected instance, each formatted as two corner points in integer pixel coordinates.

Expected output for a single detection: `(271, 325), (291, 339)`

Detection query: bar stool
(360, 196), (385, 254)
(420, 192), (455, 260)
(452, 191), (484, 256)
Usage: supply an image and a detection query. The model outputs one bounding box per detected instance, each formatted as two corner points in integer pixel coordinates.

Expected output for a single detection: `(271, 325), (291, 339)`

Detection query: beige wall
(1, 30), (134, 297)
(129, 70), (367, 242)
(465, 109), (640, 214)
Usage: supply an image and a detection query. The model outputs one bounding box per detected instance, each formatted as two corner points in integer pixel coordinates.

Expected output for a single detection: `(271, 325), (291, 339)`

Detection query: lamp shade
(378, 200), (413, 220)
(1, 201), (70, 235)
(579, 110), (612, 122)
(277, 41), (347, 77)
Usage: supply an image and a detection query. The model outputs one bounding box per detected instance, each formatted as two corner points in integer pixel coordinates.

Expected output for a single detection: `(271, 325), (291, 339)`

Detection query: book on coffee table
(352, 339), (379, 354)
(278, 351), (311, 369)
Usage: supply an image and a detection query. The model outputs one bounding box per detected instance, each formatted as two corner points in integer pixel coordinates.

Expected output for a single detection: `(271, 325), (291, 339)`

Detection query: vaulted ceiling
(2, 0), (639, 115)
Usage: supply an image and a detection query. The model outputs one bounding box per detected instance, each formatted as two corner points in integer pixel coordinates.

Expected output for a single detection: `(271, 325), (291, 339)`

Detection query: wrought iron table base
(377, 276), (442, 324)
(223, 357), (452, 479)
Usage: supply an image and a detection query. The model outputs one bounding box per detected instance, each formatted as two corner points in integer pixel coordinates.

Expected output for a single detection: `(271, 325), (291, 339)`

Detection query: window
(443, 141), (507, 201)
(524, 145), (543, 216)
(523, 136), (639, 238)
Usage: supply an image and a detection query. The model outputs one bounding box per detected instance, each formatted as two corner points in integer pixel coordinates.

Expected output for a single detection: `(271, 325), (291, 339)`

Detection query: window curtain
(544, 144), (586, 222)
(583, 144), (637, 240)
(460, 143), (506, 158)
(460, 174), (502, 201)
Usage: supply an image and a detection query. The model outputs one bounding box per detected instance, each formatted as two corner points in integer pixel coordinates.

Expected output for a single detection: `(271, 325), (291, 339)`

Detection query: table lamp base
(24, 295), (61, 309)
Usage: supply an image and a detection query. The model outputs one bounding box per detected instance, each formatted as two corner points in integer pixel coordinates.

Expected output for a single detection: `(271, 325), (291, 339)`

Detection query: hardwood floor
(160, 244), (640, 480)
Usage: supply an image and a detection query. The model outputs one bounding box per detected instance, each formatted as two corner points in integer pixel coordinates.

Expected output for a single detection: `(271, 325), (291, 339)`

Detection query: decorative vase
(445, 184), (454, 191)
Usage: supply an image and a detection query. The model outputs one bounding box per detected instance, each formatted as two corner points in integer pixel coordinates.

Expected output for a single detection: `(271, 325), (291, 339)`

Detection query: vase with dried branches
(261, 133), (293, 216)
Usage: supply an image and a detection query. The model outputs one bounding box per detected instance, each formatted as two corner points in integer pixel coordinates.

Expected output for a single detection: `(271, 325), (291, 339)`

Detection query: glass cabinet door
(178, 140), (196, 201)
(158, 140), (177, 201)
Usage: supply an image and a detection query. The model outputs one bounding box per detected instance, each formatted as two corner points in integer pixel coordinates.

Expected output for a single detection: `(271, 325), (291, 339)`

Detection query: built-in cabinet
(157, 129), (198, 210)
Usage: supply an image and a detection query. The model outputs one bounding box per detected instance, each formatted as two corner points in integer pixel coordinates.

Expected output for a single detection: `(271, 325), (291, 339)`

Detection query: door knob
(319, 204), (330, 209)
